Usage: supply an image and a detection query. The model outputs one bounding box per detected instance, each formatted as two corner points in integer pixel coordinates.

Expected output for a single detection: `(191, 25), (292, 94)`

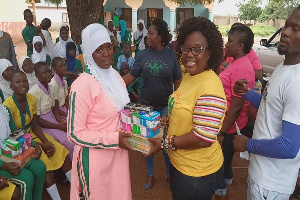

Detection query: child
(40, 18), (55, 59)
(117, 42), (134, 71)
(4, 71), (72, 200)
(49, 57), (69, 119)
(22, 9), (36, 57)
(65, 42), (83, 86)
(111, 35), (122, 71)
(54, 25), (77, 58)
(120, 62), (142, 103)
(19, 56), (38, 90)
(0, 59), (14, 103)
(28, 62), (74, 160)
(0, 103), (46, 200)
(31, 36), (51, 66)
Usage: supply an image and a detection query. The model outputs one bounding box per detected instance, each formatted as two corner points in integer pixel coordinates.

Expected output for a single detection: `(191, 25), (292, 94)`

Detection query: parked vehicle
(253, 27), (284, 81)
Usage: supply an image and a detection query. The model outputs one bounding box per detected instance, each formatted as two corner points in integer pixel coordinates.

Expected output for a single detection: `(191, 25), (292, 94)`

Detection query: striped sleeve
(193, 95), (226, 143)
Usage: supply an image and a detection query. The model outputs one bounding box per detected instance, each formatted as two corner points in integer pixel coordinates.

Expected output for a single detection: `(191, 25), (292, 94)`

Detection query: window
(120, 8), (132, 29)
(62, 13), (69, 23)
(176, 8), (194, 28)
(146, 9), (163, 28)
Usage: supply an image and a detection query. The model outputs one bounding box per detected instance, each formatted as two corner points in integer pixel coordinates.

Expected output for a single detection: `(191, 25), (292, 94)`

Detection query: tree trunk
(66, 0), (104, 45)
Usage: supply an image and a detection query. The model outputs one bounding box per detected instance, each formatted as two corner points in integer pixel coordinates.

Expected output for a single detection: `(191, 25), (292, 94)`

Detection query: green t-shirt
(22, 25), (36, 57)
(112, 15), (120, 28)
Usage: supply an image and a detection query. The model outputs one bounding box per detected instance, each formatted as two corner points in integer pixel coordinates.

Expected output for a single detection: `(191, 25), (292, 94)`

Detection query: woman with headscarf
(31, 36), (51, 66)
(133, 19), (148, 54)
(119, 20), (132, 45)
(19, 56), (38, 90)
(68, 23), (133, 200)
(65, 42), (83, 86)
(54, 25), (78, 58)
(0, 59), (14, 103)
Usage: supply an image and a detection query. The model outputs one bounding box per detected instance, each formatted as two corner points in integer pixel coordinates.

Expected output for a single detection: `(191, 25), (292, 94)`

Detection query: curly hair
(229, 25), (254, 54)
(175, 17), (223, 74)
(151, 19), (170, 47)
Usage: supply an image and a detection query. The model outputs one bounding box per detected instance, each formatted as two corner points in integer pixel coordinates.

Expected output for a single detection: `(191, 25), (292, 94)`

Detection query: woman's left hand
(146, 138), (162, 157)
(32, 143), (42, 159)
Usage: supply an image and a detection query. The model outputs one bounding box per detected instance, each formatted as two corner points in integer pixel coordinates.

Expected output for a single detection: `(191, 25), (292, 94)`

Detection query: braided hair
(229, 25), (254, 54)
(151, 19), (170, 47)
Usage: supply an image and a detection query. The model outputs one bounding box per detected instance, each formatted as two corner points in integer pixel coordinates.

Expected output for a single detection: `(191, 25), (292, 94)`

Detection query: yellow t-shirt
(168, 70), (226, 177)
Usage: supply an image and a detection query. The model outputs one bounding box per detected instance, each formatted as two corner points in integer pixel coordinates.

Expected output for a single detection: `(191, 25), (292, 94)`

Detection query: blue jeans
(170, 163), (224, 200)
(145, 106), (170, 177)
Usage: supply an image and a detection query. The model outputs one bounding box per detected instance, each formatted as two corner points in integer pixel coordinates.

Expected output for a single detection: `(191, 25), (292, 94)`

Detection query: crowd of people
(0, 5), (299, 200)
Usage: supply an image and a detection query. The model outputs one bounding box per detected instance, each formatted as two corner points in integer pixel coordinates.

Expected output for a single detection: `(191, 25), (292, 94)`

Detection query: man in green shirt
(22, 9), (36, 57)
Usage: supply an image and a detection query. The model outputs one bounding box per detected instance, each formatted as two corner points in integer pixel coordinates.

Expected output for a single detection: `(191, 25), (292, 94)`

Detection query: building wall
(0, 0), (28, 40)
(31, 6), (68, 30)
(104, 0), (208, 30)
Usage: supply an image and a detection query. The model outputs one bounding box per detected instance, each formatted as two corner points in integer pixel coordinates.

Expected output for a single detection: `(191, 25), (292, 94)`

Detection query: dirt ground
(40, 151), (249, 200)
(13, 35), (250, 200)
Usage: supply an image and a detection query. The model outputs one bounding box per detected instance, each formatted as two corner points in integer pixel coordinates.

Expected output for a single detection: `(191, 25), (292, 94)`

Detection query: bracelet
(161, 135), (176, 152)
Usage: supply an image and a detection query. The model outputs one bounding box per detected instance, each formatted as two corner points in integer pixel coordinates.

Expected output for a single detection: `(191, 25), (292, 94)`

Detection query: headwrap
(54, 25), (75, 58)
(0, 59), (13, 100)
(31, 36), (47, 64)
(119, 20), (127, 39)
(107, 20), (114, 36)
(133, 19), (148, 51)
(81, 23), (129, 111)
(19, 56), (38, 89)
(0, 104), (11, 147)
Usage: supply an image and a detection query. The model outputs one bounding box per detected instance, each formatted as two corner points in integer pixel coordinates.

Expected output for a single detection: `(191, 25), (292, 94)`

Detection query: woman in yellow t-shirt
(148, 17), (227, 200)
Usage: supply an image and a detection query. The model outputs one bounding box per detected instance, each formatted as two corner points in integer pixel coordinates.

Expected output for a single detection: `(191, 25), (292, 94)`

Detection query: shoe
(144, 176), (154, 190)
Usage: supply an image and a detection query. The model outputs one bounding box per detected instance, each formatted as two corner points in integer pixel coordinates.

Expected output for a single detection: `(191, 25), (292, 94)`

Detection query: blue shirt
(117, 55), (134, 70)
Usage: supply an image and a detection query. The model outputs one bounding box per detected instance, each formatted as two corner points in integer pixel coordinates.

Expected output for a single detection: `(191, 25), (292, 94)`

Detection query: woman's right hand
(40, 142), (55, 157)
(1, 163), (21, 176)
(119, 130), (135, 151)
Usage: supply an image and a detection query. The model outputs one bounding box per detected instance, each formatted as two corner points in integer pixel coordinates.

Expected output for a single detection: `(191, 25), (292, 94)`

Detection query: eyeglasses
(180, 45), (209, 56)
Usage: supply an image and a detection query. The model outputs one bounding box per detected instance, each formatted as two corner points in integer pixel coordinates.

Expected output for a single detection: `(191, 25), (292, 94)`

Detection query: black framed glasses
(180, 45), (209, 56)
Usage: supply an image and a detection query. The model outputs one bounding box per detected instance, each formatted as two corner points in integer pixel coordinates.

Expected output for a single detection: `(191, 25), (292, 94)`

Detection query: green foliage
(218, 25), (276, 37)
(259, 0), (299, 22)
(43, 0), (62, 7)
(250, 25), (276, 36)
(237, 0), (262, 24)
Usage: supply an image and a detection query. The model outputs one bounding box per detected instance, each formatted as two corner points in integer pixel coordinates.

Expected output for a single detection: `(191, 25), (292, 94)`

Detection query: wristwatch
(218, 130), (227, 136)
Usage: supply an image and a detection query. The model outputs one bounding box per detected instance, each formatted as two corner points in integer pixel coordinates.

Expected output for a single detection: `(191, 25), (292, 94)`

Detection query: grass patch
(218, 25), (276, 37)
